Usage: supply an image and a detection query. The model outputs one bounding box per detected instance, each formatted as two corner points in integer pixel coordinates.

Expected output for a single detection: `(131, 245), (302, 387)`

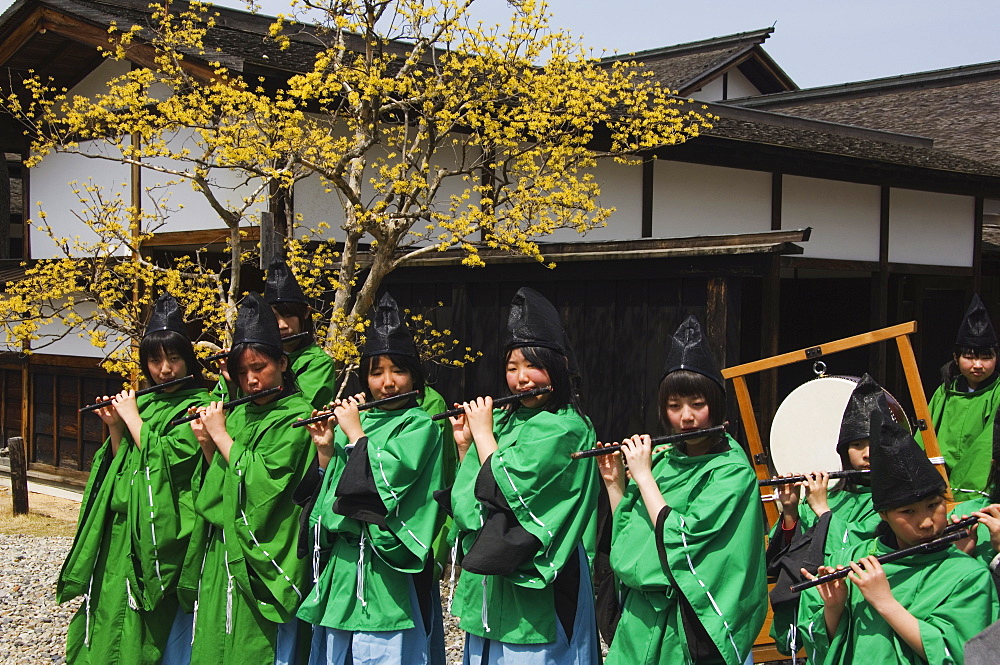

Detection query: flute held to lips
(204, 332), (311, 362)
(79, 375), (196, 413)
(789, 528), (971, 593)
(430, 386), (553, 421)
(291, 390), (421, 428)
(169, 386), (283, 427)
(758, 469), (871, 487)
(570, 422), (730, 459)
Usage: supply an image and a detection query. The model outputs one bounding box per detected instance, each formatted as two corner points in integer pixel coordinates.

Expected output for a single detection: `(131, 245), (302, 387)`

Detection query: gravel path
(0, 534), (471, 664)
(0, 535), (75, 665)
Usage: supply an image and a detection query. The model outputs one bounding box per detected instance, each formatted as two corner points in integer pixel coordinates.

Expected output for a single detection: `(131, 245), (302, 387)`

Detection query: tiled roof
(728, 62), (1000, 164)
(602, 28), (796, 94)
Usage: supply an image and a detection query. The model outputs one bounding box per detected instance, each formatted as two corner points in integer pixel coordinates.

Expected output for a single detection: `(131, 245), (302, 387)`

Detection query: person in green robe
(212, 260), (338, 410)
(917, 294), (1000, 497)
(447, 287), (600, 665)
(296, 292), (445, 665)
(59, 293), (211, 665)
(767, 374), (886, 655)
(950, 419), (1000, 592)
(181, 292), (314, 665)
(798, 409), (998, 665)
(598, 315), (766, 665)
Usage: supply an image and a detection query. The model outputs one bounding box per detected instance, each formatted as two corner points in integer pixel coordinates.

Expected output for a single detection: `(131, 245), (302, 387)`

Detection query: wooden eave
(385, 228), (810, 268)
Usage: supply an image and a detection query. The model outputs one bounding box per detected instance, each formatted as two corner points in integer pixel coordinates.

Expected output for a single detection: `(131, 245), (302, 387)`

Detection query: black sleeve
(292, 456), (323, 559)
(767, 510), (833, 607)
(433, 486), (453, 518)
(459, 454), (542, 576)
(332, 437), (389, 528)
(653, 504), (674, 571)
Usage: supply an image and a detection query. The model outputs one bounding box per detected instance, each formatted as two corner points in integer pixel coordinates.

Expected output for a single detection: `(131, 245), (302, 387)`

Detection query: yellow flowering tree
(0, 0), (712, 378)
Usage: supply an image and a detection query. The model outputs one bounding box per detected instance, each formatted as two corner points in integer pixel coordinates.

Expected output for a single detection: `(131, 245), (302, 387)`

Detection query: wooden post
(8, 436), (27, 515)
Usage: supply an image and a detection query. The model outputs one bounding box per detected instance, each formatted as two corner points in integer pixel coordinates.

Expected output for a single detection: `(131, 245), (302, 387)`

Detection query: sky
(197, 0), (1000, 89)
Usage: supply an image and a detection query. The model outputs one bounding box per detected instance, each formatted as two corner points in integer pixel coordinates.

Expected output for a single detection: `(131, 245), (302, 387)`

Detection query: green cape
(296, 405), (443, 630)
(799, 536), (998, 664)
(606, 435), (766, 665)
(451, 404), (599, 643)
(181, 391), (314, 664)
(918, 376), (1000, 494)
(59, 387), (210, 664)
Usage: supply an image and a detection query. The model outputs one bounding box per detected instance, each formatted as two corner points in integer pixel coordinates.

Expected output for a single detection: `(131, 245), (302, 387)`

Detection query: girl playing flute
(598, 315), (766, 665)
(447, 287), (601, 665)
(60, 294), (211, 664)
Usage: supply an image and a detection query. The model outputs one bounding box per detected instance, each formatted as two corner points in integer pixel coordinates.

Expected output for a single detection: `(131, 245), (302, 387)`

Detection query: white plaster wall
(68, 58), (131, 99)
(889, 189), (974, 267)
(725, 67), (761, 100)
(688, 68), (761, 101)
(30, 300), (111, 359)
(651, 161), (771, 237)
(545, 159), (643, 241)
(141, 128), (266, 233)
(782, 176), (881, 261)
(29, 146), (132, 258)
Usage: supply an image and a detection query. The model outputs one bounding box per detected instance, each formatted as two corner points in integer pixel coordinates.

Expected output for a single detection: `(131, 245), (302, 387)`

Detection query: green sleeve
(224, 400), (314, 622)
(490, 409), (599, 587)
(365, 410), (444, 568)
(290, 344), (338, 410)
(916, 565), (999, 664)
(128, 390), (213, 610)
(658, 454), (767, 665)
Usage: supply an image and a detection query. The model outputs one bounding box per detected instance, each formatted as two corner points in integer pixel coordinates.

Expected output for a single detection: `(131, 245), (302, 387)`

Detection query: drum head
(770, 376), (858, 480)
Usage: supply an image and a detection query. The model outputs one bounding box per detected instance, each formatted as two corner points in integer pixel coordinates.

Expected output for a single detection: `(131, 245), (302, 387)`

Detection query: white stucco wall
(544, 159), (643, 241)
(889, 189), (974, 266)
(651, 161), (771, 237)
(689, 68), (761, 102)
(782, 176), (881, 261)
(30, 300), (111, 359)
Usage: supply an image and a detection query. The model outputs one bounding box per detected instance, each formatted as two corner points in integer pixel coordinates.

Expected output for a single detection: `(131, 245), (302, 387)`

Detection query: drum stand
(721, 321), (947, 527)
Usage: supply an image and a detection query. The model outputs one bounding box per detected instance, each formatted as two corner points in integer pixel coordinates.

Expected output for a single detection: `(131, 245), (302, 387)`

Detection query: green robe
(798, 536), (998, 664)
(606, 435), (766, 665)
(181, 391), (314, 664)
(451, 404), (599, 644)
(768, 487), (880, 654)
(918, 375), (1000, 495)
(297, 405), (443, 630)
(418, 385), (459, 571)
(59, 387), (210, 665)
(288, 342), (338, 410)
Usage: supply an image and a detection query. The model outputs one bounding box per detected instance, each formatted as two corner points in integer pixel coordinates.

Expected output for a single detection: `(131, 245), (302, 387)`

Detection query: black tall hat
(956, 294), (998, 349)
(837, 374), (888, 453)
(869, 409), (946, 512)
(662, 315), (724, 391)
(263, 260), (309, 306)
(362, 293), (418, 359)
(503, 287), (579, 374)
(145, 293), (187, 338)
(228, 292), (284, 364)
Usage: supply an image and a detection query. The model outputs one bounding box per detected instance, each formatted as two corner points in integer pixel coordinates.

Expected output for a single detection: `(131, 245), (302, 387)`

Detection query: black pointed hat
(362, 293), (418, 359)
(837, 374), (888, 453)
(869, 409), (946, 512)
(263, 260), (309, 306)
(956, 294), (997, 349)
(228, 292), (284, 364)
(145, 293), (187, 338)
(662, 315), (724, 391)
(503, 287), (578, 374)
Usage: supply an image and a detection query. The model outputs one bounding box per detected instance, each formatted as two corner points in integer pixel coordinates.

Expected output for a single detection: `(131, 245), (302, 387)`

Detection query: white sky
(4, 0), (995, 89)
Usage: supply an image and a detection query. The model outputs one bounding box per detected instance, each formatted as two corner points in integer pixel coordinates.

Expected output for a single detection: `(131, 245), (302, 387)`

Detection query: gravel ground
(0, 533), (470, 665)
(0, 535), (75, 665)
